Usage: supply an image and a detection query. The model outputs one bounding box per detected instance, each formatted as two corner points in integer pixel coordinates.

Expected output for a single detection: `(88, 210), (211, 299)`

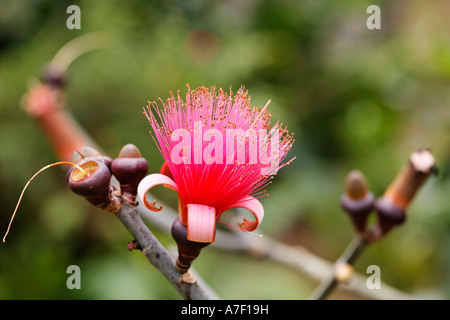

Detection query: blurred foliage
(0, 0), (449, 299)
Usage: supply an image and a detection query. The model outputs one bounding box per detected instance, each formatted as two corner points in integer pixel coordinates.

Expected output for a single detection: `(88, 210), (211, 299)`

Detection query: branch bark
(115, 201), (219, 300)
(308, 236), (368, 300)
(308, 149), (437, 300)
(138, 205), (414, 300)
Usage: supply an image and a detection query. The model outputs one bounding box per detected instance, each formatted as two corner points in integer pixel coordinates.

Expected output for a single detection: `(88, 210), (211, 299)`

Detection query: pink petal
(137, 174), (179, 211)
(217, 196), (264, 232)
(186, 204), (216, 243)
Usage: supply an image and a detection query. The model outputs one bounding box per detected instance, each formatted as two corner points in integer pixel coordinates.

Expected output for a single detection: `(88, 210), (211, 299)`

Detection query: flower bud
(111, 144), (148, 204)
(66, 147), (112, 180)
(381, 149), (436, 211)
(68, 158), (120, 213)
(340, 170), (374, 235)
(374, 149), (436, 237)
(374, 197), (406, 236)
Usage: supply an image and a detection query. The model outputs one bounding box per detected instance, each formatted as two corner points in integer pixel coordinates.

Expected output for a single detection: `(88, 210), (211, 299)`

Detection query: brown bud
(68, 158), (120, 214)
(127, 240), (141, 251)
(374, 197), (406, 236)
(345, 170), (369, 200)
(118, 143), (142, 158)
(111, 144), (148, 203)
(67, 147), (112, 180)
(382, 149), (436, 211)
(341, 170), (374, 234)
(374, 149), (436, 238)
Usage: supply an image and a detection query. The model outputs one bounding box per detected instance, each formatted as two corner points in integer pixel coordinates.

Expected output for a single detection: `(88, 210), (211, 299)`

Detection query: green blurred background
(0, 0), (449, 299)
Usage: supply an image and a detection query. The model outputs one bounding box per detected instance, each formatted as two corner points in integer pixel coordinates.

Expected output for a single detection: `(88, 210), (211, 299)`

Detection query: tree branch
(138, 206), (414, 300)
(115, 201), (219, 300)
(308, 149), (436, 300)
(308, 236), (368, 300)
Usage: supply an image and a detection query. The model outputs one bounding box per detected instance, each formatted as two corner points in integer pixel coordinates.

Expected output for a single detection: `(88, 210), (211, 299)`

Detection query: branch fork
(66, 144), (218, 299)
(311, 148), (437, 300)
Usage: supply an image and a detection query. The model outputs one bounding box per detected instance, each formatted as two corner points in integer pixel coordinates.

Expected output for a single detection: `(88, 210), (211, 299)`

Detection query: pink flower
(138, 85), (294, 243)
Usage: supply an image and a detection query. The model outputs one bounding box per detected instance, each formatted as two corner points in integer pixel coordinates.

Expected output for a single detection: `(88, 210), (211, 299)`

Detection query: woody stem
(309, 236), (368, 300)
(115, 201), (219, 300)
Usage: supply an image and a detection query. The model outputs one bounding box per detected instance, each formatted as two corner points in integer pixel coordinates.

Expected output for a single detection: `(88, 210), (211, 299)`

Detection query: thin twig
(138, 207), (414, 300)
(309, 236), (368, 300)
(115, 201), (219, 300)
